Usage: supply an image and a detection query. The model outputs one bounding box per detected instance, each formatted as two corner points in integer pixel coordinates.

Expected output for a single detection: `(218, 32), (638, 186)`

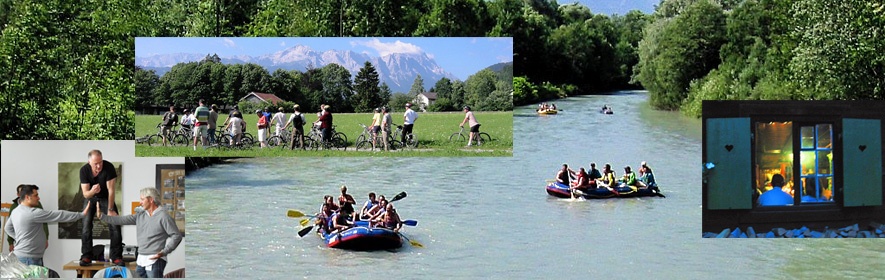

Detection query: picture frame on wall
(156, 164), (185, 236)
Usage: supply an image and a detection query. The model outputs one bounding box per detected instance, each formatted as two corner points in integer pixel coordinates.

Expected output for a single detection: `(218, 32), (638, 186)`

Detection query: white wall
(1, 140), (185, 278)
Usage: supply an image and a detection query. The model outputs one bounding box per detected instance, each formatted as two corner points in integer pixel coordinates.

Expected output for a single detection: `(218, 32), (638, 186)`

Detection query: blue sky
(577, 0), (657, 15)
(136, 37), (513, 80)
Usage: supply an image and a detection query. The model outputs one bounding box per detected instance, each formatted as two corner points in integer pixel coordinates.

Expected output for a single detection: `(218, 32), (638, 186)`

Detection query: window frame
(751, 117), (842, 210)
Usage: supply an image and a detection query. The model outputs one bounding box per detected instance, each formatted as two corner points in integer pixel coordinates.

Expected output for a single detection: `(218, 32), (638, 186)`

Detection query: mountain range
(136, 46), (469, 94)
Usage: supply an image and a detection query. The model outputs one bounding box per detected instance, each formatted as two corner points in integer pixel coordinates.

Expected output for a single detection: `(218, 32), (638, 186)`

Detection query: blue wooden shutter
(842, 118), (883, 207)
(706, 118), (752, 209)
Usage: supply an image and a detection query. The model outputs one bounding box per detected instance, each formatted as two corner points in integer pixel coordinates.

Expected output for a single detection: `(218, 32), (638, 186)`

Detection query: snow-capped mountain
(136, 46), (458, 93)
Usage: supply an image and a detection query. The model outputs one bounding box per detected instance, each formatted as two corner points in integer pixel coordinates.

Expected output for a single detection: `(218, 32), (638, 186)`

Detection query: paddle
(398, 233), (424, 248)
(287, 209), (313, 218)
(297, 225), (314, 238)
(389, 191), (407, 203)
(300, 218), (311, 226)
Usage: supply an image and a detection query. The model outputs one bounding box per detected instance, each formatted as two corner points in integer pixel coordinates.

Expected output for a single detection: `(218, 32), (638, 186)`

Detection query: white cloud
(280, 41), (286, 47)
(222, 38), (236, 48)
(497, 55), (512, 63)
(353, 38), (424, 56)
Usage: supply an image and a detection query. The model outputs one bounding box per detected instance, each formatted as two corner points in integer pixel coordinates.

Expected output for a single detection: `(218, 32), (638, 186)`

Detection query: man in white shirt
(402, 103), (418, 144)
(270, 107), (287, 136)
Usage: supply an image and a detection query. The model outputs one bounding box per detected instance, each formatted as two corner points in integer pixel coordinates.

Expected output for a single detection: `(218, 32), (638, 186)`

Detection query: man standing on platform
(79, 149), (123, 266)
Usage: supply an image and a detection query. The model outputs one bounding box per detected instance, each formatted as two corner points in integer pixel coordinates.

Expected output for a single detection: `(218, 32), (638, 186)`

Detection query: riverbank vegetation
(635, 0), (884, 117)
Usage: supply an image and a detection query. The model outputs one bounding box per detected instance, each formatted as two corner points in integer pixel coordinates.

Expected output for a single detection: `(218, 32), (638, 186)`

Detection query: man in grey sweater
(5, 184), (94, 266)
(99, 187), (181, 278)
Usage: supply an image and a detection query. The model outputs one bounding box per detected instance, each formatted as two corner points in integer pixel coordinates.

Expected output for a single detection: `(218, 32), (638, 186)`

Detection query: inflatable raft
(537, 109), (558, 115)
(546, 182), (664, 199)
(319, 222), (402, 250)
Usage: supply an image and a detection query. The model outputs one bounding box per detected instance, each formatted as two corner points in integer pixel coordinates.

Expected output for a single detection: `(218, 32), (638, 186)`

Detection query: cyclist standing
(271, 107), (286, 137)
(208, 104), (219, 145)
(381, 107), (393, 151)
(193, 99), (210, 150)
(402, 103), (418, 143)
(160, 106), (178, 146)
(283, 104), (306, 150)
(459, 106), (481, 147)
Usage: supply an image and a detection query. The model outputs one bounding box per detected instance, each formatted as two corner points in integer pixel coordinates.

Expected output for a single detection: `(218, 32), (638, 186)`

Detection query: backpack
(293, 113), (304, 127)
(162, 112), (177, 126)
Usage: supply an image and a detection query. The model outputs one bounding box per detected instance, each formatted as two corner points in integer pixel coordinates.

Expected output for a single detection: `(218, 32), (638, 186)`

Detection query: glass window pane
(817, 124), (832, 148)
(800, 151), (816, 176)
(801, 126), (814, 149)
(819, 177), (833, 202)
(817, 150), (832, 175)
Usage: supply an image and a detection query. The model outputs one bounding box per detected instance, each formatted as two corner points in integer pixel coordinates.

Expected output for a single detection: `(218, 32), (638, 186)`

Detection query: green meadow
(135, 111), (512, 157)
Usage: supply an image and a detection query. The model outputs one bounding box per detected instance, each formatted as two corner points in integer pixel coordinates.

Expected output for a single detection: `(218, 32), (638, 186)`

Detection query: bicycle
(307, 124), (347, 150)
(355, 124), (380, 151)
(449, 126), (491, 146)
(144, 123), (188, 146)
(216, 131), (254, 150)
(395, 124), (418, 148)
(214, 127), (253, 144)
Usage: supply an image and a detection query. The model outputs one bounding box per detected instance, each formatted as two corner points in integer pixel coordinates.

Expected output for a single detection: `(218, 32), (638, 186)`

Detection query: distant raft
(319, 221), (402, 251)
(545, 182), (664, 199)
(537, 109), (558, 115)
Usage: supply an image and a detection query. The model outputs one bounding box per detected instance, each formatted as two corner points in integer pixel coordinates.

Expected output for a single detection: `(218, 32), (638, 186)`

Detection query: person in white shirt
(402, 103), (419, 144)
(179, 109), (194, 132)
(223, 115), (244, 146)
(270, 107), (287, 136)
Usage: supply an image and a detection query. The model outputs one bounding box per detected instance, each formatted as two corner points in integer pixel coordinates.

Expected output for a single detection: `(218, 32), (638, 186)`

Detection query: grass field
(134, 111), (513, 157)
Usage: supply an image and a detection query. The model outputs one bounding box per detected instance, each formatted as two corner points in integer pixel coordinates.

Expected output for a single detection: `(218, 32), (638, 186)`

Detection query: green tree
(635, 0), (726, 110)
(0, 0), (136, 139)
(789, 0), (884, 100)
(414, 0), (490, 36)
(135, 67), (161, 109)
(408, 74), (425, 99)
(352, 61), (382, 112)
(465, 69), (498, 110)
(320, 63), (353, 112)
(269, 69), (302, 105)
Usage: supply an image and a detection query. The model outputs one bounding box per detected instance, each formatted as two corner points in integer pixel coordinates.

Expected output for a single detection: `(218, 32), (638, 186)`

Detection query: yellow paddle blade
(287, 209), (305, 218)
(300, 219), (310, 226)
(409, 240), (424, 248)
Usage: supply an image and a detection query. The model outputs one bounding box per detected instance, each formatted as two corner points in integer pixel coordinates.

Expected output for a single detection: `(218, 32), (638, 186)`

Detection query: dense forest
(635, 0), (885, 116)
(136, 57), (513, 114)
(1, 0), (882, 139)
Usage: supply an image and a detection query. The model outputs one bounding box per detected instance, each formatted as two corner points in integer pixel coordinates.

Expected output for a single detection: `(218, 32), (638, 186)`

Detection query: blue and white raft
(545, 182), (664, 199)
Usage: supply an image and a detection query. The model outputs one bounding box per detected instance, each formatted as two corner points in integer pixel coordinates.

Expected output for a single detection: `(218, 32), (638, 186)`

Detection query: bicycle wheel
(331, 136), (347, 150)
(356, 134), (366, 144)
(145, 135), (159, 146)
(388, 140), (403, 151)
(240, 137), (254, 149)
(267, 136), (284, 148)
(405, 134), (418, 148)
(334, 132), (348, 144)
(479, 132), (492, 143)
(304, 138), (320, 151)
(172, 134), (190, 146)
(219, 134), (233, 148)
(243, 132), (254, 142)
(449, 133), (466, 142)
(355, 140), (373, 151)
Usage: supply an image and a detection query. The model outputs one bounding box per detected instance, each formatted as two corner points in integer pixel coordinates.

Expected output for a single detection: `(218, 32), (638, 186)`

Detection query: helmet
(463, 106), (471, 111)
(255, 109), (262, 114)
(405, 103), (412, 108)
(374, 107), (381, 112)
